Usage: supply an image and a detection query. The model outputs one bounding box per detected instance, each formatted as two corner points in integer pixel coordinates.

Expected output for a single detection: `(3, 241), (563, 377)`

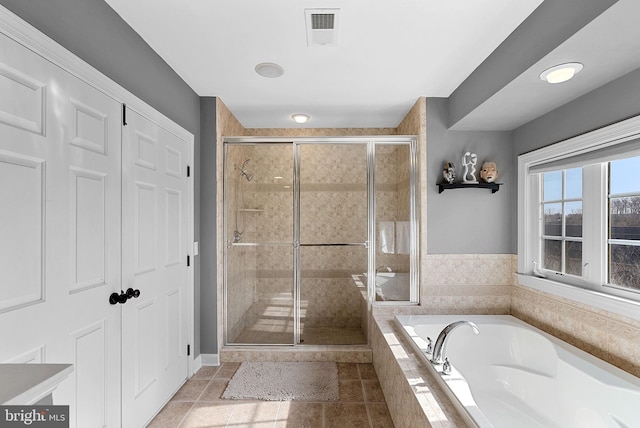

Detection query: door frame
(0, 0), (196, 386)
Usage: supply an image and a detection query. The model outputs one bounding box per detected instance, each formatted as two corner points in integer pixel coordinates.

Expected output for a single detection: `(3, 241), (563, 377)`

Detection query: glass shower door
(297, 143), (369, 345)
(374, 143), (416, 302)
(225, 143), (294, 345)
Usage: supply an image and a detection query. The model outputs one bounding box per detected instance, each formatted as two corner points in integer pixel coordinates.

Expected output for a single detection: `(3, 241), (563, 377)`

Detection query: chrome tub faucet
(430, 320), (480, 367)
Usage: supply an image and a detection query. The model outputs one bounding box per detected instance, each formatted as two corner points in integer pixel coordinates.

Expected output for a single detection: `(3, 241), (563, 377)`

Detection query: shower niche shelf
(437, 182), (502, 194)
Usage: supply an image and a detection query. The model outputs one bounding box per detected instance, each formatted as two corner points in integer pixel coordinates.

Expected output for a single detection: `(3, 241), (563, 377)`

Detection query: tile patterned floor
(148, 362), (395, 428)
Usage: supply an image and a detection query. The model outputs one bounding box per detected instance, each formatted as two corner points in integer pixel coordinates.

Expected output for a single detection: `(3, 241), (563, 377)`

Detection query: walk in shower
(224, 137), (417, 346)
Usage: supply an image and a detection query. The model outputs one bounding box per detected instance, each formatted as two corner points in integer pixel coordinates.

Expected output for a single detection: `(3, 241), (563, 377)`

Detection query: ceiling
(452, 0), (640, 130)
(104, 0), (640, 130)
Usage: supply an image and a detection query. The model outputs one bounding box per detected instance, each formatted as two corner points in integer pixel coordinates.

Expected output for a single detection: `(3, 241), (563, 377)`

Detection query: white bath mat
(222, 361), (339, 401)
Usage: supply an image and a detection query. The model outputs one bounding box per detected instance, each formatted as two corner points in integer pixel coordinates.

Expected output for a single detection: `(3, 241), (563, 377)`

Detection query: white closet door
(121, 107), (189, 428)
(0, 32), (121, 428)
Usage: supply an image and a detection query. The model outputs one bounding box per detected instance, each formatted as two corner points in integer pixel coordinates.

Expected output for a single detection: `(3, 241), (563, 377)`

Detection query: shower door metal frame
(223, 136), (418, 347)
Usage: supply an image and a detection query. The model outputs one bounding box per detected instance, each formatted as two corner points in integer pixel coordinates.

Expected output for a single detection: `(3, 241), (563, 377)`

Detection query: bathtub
(395, 315), (640, 428)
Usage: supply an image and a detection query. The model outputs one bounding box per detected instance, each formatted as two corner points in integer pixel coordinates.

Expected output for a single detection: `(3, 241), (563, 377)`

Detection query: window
(608, 156), (640, 291)
(518, 116), (640, 319)
(541, 168), (583, 276)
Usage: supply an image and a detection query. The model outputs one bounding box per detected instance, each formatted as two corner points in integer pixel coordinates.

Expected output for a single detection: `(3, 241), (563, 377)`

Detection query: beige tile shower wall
(512, 282), (640, 377)
(396, 145), (411, 221)
(226, 246), (258, 341)
(216, 99), (247, 348)
(298, 144), (368, 328)
(396, 98), (426, 292)
(224, 144), (259, 342)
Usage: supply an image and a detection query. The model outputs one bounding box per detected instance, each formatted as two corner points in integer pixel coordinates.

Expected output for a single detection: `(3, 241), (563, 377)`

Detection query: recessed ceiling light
(291, 113), (310, 124)
(255, 62), (284, 78)
(539, 62), (583, 84)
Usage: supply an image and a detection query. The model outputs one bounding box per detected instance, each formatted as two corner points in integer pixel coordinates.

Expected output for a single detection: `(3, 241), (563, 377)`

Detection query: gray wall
(199, 97), (217, 355)
(0, 0), (204, 355)
(427, 98), (514, 254)
(513, 67), (640, 154)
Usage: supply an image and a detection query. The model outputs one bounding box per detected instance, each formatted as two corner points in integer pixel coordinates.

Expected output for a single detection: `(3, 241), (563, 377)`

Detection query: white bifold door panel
(121, 107), (190, 428)
(0, 26), (191, 428)
(0, 31), (121, 427)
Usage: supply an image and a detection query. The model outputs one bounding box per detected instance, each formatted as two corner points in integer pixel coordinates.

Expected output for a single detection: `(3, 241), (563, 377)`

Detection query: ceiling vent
(305, 9), (340, 46)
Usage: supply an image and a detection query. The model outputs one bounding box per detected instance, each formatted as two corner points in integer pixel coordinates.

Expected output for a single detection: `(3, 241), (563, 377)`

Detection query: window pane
(610, 156), (640, 195)
(543, 171), (562, 201)
(609, 244), (640, 291)
(609, 196), (640, 240)
(565, 241), (582, 276)
(544, 203), (562, 236)
(564, 168), (582, 199)
(564, 201), (582, 238)
(543, 239), (562, 272)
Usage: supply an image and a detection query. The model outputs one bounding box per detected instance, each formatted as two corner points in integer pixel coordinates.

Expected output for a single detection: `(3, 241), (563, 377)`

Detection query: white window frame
(518, 115), (640, 321)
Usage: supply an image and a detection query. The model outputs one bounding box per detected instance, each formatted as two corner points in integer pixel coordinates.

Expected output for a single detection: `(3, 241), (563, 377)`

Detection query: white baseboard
(192, 355), (203, 374)
(200, 353), (220, 366)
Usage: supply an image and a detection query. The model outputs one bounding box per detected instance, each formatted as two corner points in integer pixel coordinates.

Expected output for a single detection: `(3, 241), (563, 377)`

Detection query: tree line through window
(541, 156), (640, 292)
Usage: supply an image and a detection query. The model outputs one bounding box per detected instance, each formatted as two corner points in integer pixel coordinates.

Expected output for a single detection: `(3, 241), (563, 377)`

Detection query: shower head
(234, 160), (254, 182)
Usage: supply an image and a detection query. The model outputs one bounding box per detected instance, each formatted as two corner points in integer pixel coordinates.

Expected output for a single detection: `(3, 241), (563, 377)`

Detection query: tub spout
(430, 320), (479, 365)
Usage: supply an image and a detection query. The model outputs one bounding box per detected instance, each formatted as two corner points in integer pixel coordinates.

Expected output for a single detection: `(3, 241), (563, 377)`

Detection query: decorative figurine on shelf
(461, 152), (478, 183)
(480, 161), (499, 183)
(442, 161), (456, 184)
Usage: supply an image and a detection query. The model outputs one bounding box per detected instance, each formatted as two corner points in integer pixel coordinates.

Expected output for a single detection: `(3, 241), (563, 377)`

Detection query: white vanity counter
(0, 364), (73, 405)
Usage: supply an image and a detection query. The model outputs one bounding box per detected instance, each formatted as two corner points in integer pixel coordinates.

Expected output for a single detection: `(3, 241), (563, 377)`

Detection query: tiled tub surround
(370, 254), (515, 428)
(420, 254), (513, 314)
(371, 314), (466, 428)
(512, 283), (640, 378)
(371, 253), (640, 427)
(372, 308), (640, 428)
(396, 315), (640, 428)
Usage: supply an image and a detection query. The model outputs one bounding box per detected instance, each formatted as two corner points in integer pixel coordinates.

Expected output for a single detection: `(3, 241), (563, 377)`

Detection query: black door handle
(109, 292), (120, 305)
(109, 289), (139, 305)
(109, 290), (127, 305)
(126, 288), (141, 299)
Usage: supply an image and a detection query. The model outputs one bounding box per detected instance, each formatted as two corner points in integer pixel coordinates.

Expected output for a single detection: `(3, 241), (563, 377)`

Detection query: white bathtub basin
(395, 315), (640, 428)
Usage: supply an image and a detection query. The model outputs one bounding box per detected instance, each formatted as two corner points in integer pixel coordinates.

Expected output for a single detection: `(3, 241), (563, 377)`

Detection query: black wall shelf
(437, 182), (502, 194)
